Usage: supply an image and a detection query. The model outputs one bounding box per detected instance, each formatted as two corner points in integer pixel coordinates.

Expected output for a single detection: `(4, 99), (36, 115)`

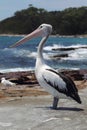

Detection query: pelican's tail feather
(70, 92), (82, 104)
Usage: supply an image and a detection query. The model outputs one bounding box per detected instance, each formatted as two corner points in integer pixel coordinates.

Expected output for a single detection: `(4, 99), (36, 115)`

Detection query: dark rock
(50, 54), (68, 59)
(52, 47), (75, 51)
(0, 69), (87, 86)
(0, 71), (38, 85)
(52, 46), (87, 51)
(60, 69), (85, 80)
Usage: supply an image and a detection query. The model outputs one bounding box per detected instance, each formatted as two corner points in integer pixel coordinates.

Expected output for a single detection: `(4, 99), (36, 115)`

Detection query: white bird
(1, 77), (16, 87)
(10, 23), (81, 109)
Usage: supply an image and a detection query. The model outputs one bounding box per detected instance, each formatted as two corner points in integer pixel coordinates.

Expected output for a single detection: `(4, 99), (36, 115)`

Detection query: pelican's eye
(40, 25), (43, 28)
(38, 25), (43, 29)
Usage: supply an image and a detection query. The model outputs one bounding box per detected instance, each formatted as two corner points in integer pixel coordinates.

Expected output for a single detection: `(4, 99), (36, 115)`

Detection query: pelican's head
(38, 24), (52, 37)
(10, 23), (52, 48)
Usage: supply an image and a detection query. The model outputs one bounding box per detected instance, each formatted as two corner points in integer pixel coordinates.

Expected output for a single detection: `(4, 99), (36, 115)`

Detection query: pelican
(10, 24), (81, 109)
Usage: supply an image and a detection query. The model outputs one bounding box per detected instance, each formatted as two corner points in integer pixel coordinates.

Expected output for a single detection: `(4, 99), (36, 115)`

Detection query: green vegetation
(0, 5), (87, 35)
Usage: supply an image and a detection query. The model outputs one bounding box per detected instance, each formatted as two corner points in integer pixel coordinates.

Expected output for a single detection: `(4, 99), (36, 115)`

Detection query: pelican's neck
(37, 35), (49, 62)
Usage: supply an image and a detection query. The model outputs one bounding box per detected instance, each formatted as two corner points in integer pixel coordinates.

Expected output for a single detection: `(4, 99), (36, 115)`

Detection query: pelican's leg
(52, 97), (59, 109)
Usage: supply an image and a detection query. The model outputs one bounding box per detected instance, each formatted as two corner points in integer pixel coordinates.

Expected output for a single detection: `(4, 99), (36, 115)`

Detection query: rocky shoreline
(0, 69), (87, 98)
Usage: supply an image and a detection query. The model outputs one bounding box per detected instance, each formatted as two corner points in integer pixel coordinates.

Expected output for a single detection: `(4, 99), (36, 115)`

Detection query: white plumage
(10, 23), (81, 109)
(35, 65), (67, 98)
(1, 77), (16, 87)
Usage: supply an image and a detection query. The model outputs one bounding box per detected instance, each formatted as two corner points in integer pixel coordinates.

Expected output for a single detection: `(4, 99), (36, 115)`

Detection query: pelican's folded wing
(42, 68), (78, 96)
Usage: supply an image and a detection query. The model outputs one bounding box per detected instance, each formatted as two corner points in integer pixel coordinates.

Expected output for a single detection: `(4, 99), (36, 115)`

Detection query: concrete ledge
(0, 88), (86, 130)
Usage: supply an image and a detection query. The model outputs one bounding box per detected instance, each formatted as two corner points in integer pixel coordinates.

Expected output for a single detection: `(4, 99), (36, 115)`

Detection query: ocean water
(0, 35), (87, 73)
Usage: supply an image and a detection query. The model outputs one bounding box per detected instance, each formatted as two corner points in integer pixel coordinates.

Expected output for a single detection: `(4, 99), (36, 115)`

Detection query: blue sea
(0, 35), (87, 73)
